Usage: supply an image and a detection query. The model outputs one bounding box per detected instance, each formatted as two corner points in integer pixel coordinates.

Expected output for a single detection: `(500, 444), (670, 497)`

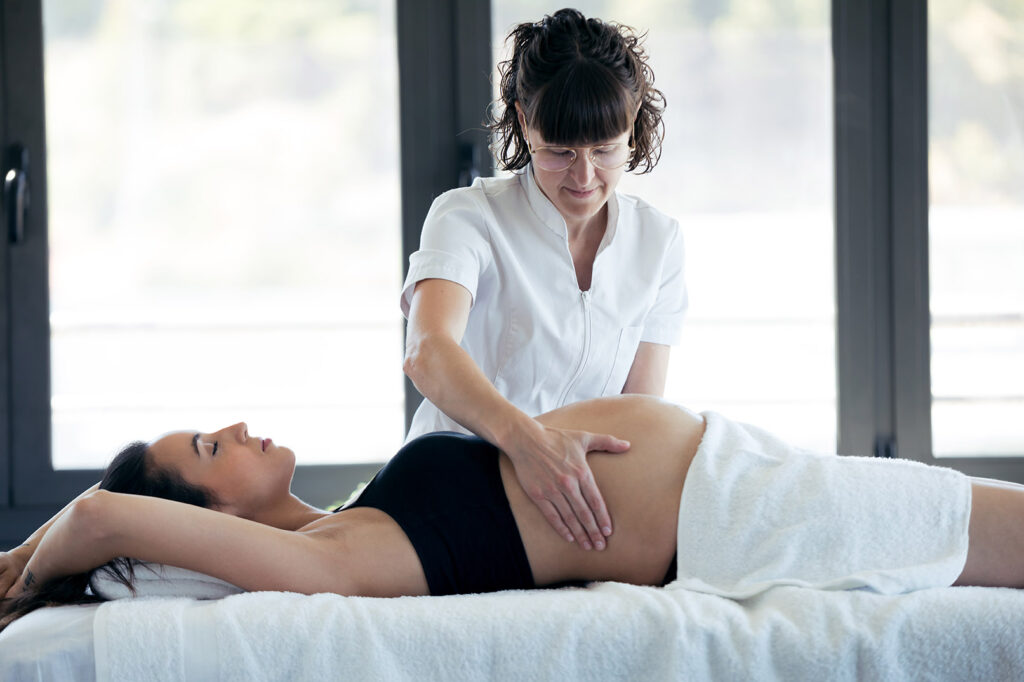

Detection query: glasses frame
(523, 126), (634, 172)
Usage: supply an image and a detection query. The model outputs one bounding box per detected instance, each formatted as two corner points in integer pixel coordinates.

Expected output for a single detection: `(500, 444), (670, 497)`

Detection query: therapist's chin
(557, 189), (608, 217)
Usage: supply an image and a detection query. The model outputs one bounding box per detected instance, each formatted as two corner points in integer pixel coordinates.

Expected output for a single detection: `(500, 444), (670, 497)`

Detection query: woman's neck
(253, 493), (331, 531)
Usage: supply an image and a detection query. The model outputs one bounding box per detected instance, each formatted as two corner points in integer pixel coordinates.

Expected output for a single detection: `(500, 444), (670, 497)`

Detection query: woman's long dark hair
(0, 440), (216, 633)
(489, 8), (666, 174)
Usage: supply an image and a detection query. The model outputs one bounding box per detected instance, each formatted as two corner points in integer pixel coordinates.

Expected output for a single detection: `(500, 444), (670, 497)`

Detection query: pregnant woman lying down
(3, 395), (1024, 631)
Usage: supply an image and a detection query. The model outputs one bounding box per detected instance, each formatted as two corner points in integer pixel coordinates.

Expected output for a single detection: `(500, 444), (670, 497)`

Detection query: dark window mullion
(889, 0), (933, 463)
(3, 0), (96, 506)
(397, 0), (492, 434)
(0, 0), (11, 511)
(833, 0), (895, 457)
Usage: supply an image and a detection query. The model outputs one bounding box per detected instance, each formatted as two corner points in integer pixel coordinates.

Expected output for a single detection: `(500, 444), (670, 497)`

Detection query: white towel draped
(671, 412), (972, 597)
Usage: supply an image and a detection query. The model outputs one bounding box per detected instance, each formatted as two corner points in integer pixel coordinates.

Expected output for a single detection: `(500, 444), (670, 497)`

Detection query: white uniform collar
(520, 163), (620, 251)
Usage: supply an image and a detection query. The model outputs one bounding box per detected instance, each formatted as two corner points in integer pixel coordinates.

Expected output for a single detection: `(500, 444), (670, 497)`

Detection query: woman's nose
(222, 422), (248, 442)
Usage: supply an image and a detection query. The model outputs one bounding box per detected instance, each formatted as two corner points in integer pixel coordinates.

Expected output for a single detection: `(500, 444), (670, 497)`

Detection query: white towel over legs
(669, 412), (972, 597)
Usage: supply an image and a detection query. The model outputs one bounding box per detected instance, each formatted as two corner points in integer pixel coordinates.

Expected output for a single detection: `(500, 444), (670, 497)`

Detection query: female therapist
(402, 9), (686, 552)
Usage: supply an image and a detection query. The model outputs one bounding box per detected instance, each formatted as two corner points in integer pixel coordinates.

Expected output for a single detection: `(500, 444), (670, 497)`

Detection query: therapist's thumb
(586, 433), (631, 454)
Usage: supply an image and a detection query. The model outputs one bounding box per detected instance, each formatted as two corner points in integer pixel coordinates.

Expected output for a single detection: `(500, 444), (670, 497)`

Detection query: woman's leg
(955, 478), (1024, 587)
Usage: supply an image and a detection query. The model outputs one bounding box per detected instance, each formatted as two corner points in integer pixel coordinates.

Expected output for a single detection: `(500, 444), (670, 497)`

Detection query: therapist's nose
(568, 154), (597, 187)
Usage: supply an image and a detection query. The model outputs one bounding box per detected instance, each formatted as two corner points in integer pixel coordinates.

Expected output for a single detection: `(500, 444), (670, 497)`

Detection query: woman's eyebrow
(191, 433), (201, 458)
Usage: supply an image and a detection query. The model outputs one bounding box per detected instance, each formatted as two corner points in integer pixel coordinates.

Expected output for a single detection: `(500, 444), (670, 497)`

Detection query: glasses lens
(590, 144), (631, 170)
(533, 148), (576, 172)
(530, 144), (632, 171)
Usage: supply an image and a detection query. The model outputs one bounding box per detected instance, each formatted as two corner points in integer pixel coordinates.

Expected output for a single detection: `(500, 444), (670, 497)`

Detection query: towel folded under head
(669, 412), (972, 597)
(89, 561), (244, 600)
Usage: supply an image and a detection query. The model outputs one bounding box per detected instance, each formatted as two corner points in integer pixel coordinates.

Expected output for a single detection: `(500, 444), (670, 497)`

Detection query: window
(42, 1), (404, 470)
(4, 0), (1021, 547)
(928, 0), (1024, 457)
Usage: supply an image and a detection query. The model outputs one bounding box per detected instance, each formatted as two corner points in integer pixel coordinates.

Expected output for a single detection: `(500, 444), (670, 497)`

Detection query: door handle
(4, 144), (30, 244)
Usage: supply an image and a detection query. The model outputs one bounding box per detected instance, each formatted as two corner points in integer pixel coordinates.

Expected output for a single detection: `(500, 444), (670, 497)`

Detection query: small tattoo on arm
(23, 571), (36, 588)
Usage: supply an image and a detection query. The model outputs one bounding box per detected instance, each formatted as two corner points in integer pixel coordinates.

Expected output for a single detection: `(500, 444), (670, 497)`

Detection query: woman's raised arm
(0, 482), (100, 596)
(7, 489), (350, 600)
(404, 279), (629, 551)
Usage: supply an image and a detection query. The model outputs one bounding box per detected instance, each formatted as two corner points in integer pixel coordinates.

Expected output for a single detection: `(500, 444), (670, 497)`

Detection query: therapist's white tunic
(401, 165), (687, 441)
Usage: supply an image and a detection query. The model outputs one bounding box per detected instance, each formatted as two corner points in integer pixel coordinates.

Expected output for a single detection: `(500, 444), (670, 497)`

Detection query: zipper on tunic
(558, 290), (592, 406)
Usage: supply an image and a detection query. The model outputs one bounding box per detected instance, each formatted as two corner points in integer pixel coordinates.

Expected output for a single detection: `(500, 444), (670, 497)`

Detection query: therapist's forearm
(404, 333), (540, 449)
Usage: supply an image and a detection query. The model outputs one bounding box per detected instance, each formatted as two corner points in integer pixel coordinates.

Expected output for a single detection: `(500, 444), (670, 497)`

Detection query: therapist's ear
(515, 101), (527, 130)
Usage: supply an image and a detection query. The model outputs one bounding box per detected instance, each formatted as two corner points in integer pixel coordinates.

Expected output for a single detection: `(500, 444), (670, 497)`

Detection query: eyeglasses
(524, 127), (633, 172)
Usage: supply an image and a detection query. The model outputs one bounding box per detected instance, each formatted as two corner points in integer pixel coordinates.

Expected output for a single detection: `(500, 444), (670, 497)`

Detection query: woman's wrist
(9, 543), (32, 564)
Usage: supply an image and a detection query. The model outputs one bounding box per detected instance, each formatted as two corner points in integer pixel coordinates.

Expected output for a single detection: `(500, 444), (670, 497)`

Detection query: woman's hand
(507, 424), (629, 550)
(4, 493), (110, 600)
(4, 566), (35, 601)
(0, 548), (30, 598)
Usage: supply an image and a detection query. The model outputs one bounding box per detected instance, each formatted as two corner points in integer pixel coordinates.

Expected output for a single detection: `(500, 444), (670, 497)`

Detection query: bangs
(527, 61), (635, 146)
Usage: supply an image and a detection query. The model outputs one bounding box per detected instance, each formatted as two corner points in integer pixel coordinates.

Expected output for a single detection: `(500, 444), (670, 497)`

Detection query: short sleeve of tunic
(640, 220), (688, 346)
(400, 186), (494, 317)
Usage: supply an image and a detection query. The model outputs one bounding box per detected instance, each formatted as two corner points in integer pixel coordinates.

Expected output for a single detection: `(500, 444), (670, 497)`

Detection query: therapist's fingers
(577, 470), (613, 540)
(534, 497), (575, 545)
(549, 491), (593, 549)
(554, 470), (605, 550)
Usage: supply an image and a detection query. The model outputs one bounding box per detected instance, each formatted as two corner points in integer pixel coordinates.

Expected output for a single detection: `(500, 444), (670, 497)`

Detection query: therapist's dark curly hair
(0, 441), (216, 634)
(489, 8), (666, 174)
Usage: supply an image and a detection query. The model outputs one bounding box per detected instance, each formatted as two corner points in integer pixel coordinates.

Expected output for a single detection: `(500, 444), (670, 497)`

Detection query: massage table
(3, 577), (1024, 681)
(5, 413), (1022, 680)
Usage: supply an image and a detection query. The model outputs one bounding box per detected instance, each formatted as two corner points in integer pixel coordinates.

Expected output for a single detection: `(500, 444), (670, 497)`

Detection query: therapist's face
(518, 110), (629, 230)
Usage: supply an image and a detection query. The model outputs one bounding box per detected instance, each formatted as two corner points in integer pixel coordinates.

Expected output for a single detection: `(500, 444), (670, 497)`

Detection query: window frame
(0, 0), (492, 546)
(834, 0), (1023, 477)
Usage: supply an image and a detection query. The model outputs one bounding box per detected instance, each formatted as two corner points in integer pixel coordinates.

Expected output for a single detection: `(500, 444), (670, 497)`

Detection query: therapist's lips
(565, 187), (597, 199)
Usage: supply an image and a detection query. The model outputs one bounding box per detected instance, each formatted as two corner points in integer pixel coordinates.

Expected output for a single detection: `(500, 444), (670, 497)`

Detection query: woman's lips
(565, 187), (597, 198)
(261, 438), (272, 451)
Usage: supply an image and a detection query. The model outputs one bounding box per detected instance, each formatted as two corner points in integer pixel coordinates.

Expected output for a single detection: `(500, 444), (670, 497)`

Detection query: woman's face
(148, 422), (296, 518)
(518, 106), (630, 230)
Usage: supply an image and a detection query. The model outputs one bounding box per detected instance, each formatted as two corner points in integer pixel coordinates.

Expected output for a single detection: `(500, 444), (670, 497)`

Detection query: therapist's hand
(506, 424), (630, 550)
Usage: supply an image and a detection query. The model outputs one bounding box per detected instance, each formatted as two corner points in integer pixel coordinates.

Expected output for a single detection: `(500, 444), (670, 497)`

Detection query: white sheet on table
(94, 582), (1024, 682)
(0, 603), (99, 682)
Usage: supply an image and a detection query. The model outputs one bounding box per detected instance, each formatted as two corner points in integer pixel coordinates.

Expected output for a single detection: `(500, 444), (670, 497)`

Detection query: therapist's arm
(621, 342), (671, 396)
(404, 279), (629, 551)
